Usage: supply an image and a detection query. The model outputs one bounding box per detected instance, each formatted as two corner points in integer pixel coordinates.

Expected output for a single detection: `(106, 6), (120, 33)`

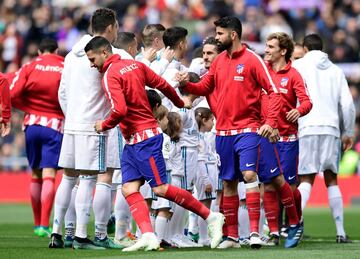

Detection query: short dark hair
(113, 32), (136, 49)
(84, 36), (112, 53)
(39, 38), (58, 53)
(203, 36), (220, 53)
(303, 34), (323, 51)
(214, 16), (242, 39)
(163, 26), (188, 49)
(146, 89), (162, 110)
(141, 24), (166, 47)
(91, 8), (117, 34)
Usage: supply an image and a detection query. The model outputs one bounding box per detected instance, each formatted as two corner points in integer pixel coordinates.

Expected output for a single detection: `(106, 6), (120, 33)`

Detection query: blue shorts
(216, 133), (260, 181)
(258, 137), (282, 184)
(277, 141), (299, 185)
(121, 134), (167, 188)
(25, 125), (63, 169)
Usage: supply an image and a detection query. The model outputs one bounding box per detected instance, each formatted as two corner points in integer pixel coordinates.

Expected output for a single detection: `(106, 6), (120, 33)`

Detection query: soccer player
(259, 32), (312, 247)
(10, 38), (64, 237)
(85, 36), (224, 252)
(49, 8), (129, 249)
(176, 16), (281, 249)
(291, 43), (305, 61)
(113, 32), (138, 58)
(135, 24), (174, 75)
(293, 34), (355, 243)
(0, 72), (11, 137)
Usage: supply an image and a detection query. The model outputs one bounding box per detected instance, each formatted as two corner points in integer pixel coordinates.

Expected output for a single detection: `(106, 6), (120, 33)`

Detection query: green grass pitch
(0, 204), (359, 259)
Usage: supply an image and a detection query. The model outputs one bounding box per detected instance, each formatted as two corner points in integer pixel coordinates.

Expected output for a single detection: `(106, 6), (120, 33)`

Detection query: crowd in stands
(0, 0), (359, 173)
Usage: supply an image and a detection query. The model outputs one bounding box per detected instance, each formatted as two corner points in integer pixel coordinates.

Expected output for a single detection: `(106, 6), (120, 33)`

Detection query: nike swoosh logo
(270, 167), (278, 173)
(246, 163), (255, 167)
(288, 175), (296, 180)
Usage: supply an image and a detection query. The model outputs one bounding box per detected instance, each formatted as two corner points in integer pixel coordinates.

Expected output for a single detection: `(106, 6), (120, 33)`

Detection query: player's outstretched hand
(161, 46), (175, 63)
(141, 47), (157, 62)
(0, 121), (10, 137)
(286, 109), (300, 123)
(342, 136), (354, 151)
(174, 71), (189, 87)
(94, 120), (104, 134)
(258, 124), (273, 138)
(182, 96), (193, 109)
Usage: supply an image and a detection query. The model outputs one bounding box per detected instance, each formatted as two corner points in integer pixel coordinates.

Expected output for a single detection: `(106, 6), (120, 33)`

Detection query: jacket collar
(101, 54), (121, 73)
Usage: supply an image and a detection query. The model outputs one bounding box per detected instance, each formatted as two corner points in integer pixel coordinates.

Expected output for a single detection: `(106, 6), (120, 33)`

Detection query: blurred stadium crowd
(0, 0), (359, 173)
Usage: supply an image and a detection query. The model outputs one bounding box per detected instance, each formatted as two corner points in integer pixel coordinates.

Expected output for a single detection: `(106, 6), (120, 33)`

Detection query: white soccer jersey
(162, 133), (171, 170)
(178, 107), (199, 148)
(204, 131), (218, 165)
(135, 50), (170, 76)
(167, 140), (183, 177)
(58, 34), (133, 135)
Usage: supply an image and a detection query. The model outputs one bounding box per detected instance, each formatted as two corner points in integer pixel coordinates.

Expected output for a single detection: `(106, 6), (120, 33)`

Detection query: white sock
(155, 215), (168, 241)
(114, 186), (130, 240)
(52, 175), (77, 235)
(298, 182), (312, 210)
(198, 216), (208, 242)
(259, 205), (265, 236)
(169, 204), (186, 237)
(238, 204), (250, 239)
(211, 199), (219, 212)
(328, 185), (346, 237)
(93, 182), (112, 240)
(188, 211), (199, 234)
(64, 185), (78, 232)
(150, 211), (156, 231)
(75, 175), (97, 238)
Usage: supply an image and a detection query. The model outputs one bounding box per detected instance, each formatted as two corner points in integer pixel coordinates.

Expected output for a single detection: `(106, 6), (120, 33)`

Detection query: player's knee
(243, 171), (257, 183)
(152, 184), (168, 197)
(97, 172), (112, 184)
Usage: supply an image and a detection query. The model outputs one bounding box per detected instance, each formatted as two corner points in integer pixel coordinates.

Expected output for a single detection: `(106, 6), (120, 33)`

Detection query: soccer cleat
(34, 227), (41, 236)
(170, 234), (200, 248)
(160, 239), (174, 248)
(280, 227), (289, 238)
(250, 232), (262, 249)
(188, 231), (199, 243)
(285, 224), (303, 248)
(37, 227), (52, 238)
(207, 212), (225, 249)
(122, 232), (160, 252)
(336, 235), (352, 243)
(262, 234), (280, 246)
(239, 237), (251, 246)
(114, 236), (136, 248)
(217, 237), (241, 249)
(107, 214), (116, 234)
(73, 237), (106, 250)
(64, 235), (74, 248)
(49, 233), (64, 248)
(93, 236), (124, 249)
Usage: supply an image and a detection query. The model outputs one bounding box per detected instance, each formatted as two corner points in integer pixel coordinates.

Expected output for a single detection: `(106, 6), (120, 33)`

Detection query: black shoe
(73, 236), (105, 250)
(160, 239), (173, 248)
(263, 234), (280, 246)
(336, 235), (352, 243)
(49, 233), (64, 248)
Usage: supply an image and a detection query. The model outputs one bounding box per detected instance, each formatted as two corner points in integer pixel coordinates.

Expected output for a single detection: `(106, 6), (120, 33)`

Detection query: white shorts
(298, 135), (341, 175)
(181, 146), (198, 191)
(106, 127), (121, 169)
(59, 133), (107, 172)
(140, 181), (157, 200)
(237, 181), (246, 200)
(195, 163), (216, 201)
(112, 169), (122, 185)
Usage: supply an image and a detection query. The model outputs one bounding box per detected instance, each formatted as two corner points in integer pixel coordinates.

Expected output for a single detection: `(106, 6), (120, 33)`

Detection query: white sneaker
(170, 234), (194, 248)
(206, 212), (225, 249)
(114, 236), (136, 248)
(250, 232), (262, 249)
(122, 232), (159, 252)
(217, 238), (241, 249)
(239, 238), (251, 246)
(179, 235), (203, 247)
